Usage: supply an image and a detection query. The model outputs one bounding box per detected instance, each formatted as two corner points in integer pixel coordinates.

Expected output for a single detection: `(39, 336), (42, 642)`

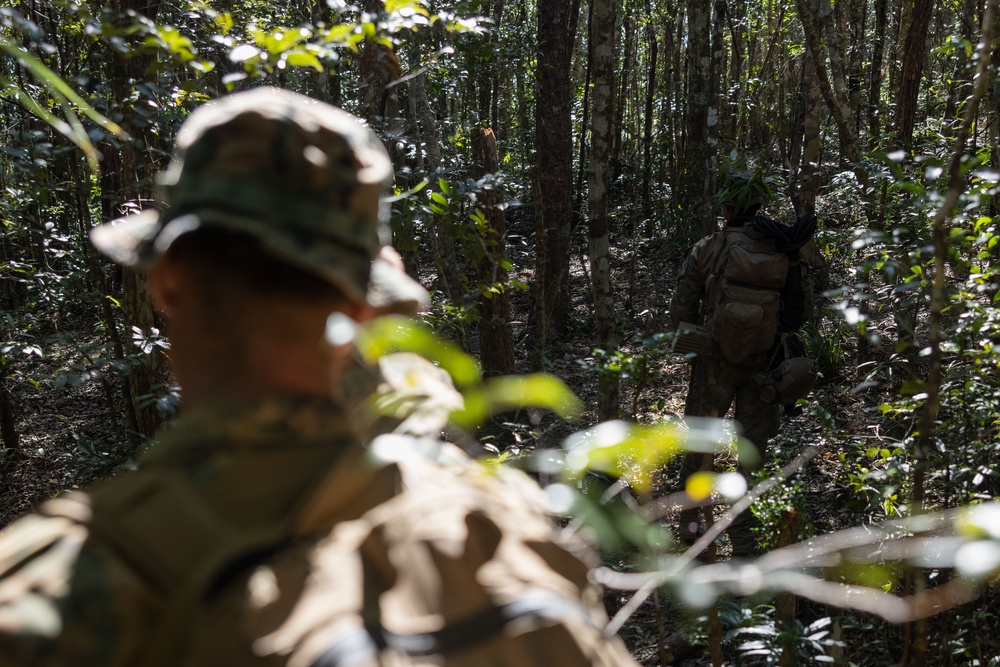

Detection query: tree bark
(589, 0), (619, 420)
(472, 128), (516, 377)
(0, 372), (18, 451)
(533, 0), (578, 363)
(909, 3), (996, 663)
(358, 0), (404, 125)
(795, 0), (867, 187)
(895, 0), (935, 150)
(400, 45), (442, 281)
(682, 0), (716, 236)
(868, 0), (888, 144)
(106, 0), (169, 441)
(641, 0), (658, 223)
(791, 53), (822, 216)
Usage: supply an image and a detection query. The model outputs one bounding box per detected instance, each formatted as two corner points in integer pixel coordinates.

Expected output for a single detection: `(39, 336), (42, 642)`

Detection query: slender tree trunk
(472, 128), (516, 377)
(668, 6), (685, 200)
(795, 0), (867, 187)
(533, 0), (578, 364)
(727, 0), (748, 147)
(792, 53), (822, 216)
(641, 0), (658, 224)
(401, 45), (443, 280)
(908, 4), (996, 666)
(776, 509), (802, 666)
(843, 0), (866, 139)
(612, 12), (633, 179)
(708, 0), (726, 191)
(0, 372), (18, 451)
(72, 156), (136, 442)
(683, 0), (716, 236)
(590, 0), (619, 420)
(574, 0), (592, 233)
(107, 0), (169, 441)
(868, 0), (888, 144)
(895, 0), (935, 150)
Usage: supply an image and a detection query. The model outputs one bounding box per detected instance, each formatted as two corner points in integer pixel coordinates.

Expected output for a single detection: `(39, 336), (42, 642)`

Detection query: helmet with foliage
(717, 166), (775, 216)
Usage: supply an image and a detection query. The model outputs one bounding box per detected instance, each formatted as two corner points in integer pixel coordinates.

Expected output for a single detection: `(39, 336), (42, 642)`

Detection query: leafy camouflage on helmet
(91, 87), (428, 311)
(717, 169), (775, 216)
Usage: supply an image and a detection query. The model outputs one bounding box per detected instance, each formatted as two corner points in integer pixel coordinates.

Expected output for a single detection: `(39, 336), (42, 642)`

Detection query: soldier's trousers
(677, 356), (780, 553)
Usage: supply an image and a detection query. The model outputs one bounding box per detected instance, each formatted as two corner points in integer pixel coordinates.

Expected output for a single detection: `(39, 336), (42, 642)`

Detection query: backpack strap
(311, 588), (601, 666)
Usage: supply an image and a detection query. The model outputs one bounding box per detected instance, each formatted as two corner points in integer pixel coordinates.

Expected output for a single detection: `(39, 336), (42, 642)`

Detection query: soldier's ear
(347, 300), (376, 324)
(148, 258), (182, 317)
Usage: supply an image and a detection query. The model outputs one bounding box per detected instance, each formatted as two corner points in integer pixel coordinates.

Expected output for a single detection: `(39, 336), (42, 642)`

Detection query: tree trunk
(359, 0), (404, 125)
(795, 0), (867, 187)
(0, 372), (18, 451)
(791, 53), (822, 216)
(708, 0), (726, 188)
(533, 0), (578, 363)
(574, 0), (591, 234)
(589, 0), (619, 420)
(472, 128), (516, 377)
(641, 0), (658, 224)
(868, 0), (888, 144)
(682, 0), (716, 236)
(776, 509), (802, 666)
(838, 0), (866, 139)
(400, 45), (442, 281)
(107, 0), (169, 441)
(895, 0), (935, 150)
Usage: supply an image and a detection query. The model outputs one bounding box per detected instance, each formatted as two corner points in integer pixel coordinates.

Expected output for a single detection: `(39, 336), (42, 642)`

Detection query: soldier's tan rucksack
(73, 434), (631, 667)
(700, 222), (789, 366)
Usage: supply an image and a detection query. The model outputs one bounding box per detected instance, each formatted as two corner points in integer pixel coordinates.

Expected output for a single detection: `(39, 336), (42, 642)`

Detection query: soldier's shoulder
(0, 493), (92, 641)
(689, 232), (717, 254)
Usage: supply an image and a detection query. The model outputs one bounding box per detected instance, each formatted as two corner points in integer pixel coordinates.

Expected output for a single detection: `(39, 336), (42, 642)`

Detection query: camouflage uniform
(671, 229), (781, 455)
(0, 89), (638, 665)
(671, 224), (781, 552)
(0, 398), (630, 665)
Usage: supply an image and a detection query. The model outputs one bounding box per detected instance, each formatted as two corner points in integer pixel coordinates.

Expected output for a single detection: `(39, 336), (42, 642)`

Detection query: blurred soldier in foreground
(0, 88), (638, 666)
(671, 171), (817, 556)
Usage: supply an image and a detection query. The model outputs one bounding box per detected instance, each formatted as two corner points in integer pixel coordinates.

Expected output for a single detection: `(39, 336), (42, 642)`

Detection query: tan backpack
(77, 436), (631, 667)
(700, 223), (789, 366)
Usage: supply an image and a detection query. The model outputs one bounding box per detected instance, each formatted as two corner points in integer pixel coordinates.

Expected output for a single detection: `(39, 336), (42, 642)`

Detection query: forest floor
(2, 213), (999, 665)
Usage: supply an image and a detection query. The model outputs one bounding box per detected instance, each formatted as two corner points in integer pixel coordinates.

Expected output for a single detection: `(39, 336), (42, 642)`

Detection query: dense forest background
(2, 0), (1000, 664)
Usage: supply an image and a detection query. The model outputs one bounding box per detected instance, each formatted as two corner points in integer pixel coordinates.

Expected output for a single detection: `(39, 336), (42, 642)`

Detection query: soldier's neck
(172, 335), (337, 411)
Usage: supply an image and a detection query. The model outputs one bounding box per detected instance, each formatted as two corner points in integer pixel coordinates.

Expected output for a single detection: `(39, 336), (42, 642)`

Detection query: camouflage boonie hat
(91, 87), (428, 311)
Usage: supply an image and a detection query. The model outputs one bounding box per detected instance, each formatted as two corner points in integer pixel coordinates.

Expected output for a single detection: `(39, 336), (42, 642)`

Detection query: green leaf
(385, 0), (430, 16)
(214, 12), (234, 36)
(285, 51), (324, 71)
(385, 178), (429, 203)
(0, 39), (127, 171)
(560, 421), (687, 492)
(324, 24), (357, 46)
(900, 380), (926, 395)
(355, 316), (481, 387)
(451, 374), (582, 429)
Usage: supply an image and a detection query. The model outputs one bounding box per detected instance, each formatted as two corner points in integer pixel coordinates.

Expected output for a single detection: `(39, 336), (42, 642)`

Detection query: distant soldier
(671, 171), (817, 555)
(0, 88), (638, 666)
